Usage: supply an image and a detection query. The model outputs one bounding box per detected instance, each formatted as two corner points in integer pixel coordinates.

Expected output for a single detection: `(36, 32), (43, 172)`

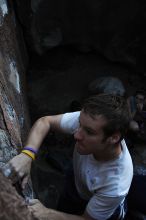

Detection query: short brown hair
(83, 94), (130, 140)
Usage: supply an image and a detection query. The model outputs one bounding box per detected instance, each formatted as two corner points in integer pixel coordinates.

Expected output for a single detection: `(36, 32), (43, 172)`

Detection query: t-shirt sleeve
(60, 111), (80, 134)
(86, 193), (125, 220)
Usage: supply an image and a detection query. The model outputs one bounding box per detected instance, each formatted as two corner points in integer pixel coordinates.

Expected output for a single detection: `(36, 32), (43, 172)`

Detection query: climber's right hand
(7, 153), (33, 189)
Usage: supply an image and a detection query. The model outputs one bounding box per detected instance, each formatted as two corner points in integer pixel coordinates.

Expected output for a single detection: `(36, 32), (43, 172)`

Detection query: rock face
(15, 0), (146, 73)
(0, 171), (36, 220)
(88, 77), (126, 96)
(0, 0), (30, 165)
(0, 0), (34, 213)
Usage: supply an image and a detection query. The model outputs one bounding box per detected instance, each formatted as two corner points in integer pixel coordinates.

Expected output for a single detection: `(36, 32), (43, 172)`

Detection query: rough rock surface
(0, 0), (30, 163)
(88, 76), (126, 96)
(0, 0), (34, 207)
(0, 171), (36, 220)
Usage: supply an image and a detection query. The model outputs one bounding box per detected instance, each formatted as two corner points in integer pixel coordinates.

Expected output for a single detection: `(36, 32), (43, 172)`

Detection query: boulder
(88, 76), (125, 96)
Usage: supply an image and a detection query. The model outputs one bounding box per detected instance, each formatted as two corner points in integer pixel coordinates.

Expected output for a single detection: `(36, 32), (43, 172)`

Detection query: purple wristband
(23, 147), (38, 154)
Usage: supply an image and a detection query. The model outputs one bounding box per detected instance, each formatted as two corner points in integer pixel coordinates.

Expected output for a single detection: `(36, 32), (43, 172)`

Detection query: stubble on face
(74, 111), (108, 157)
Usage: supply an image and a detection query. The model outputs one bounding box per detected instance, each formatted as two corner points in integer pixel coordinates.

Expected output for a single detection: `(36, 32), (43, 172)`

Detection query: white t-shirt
(60, 111), (133, 220)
